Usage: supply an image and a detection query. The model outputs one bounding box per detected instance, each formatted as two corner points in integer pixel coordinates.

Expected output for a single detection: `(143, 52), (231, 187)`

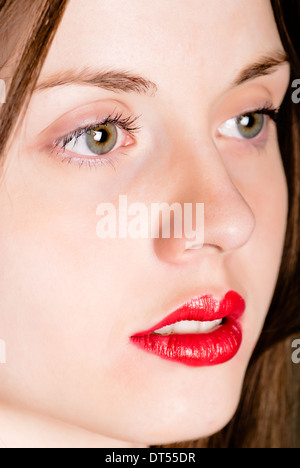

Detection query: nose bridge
(152, 134), (255, 261)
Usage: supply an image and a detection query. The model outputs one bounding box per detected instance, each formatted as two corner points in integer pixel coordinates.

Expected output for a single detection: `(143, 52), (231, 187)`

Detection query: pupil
(92, 127), (109, 144)
(240, 114), (255, 128)
(247, 115), (255, 128)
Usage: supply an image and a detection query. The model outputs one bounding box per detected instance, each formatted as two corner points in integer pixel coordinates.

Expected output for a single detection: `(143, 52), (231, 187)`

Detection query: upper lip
(131, 290), (246, 336)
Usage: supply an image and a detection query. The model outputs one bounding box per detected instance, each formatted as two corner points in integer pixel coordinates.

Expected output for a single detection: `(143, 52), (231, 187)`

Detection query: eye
(60, 122), (133, 157)
(218, 112), (267, 140)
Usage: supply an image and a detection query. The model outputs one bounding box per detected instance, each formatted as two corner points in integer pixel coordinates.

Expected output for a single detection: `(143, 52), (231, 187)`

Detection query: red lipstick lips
(130, 290), (245, 366)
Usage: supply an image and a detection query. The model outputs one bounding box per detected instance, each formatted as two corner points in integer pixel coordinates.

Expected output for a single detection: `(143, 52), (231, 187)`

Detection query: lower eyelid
(216, 125), (273, 154)
(50, 145), (124, 169)
(49, 129), (137, 170)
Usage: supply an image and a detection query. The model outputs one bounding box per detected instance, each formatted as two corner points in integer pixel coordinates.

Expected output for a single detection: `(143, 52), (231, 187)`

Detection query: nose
(152, 141), (255, 264)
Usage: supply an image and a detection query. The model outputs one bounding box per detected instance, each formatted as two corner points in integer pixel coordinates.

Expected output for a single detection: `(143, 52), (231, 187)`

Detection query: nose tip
(204, 186), (256, 253)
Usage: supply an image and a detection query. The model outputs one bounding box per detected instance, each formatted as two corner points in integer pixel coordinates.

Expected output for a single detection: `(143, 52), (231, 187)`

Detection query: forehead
(41, 0), (283, 91)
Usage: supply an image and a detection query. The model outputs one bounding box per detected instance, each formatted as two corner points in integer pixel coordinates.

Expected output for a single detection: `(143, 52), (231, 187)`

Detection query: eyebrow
(232, 50), (289, 87)
(35, 68), (158, 96)
(35, 50), (289, 96)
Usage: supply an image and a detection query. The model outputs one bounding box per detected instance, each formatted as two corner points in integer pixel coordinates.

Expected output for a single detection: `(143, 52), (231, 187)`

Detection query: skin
(0, 0), (290, 448)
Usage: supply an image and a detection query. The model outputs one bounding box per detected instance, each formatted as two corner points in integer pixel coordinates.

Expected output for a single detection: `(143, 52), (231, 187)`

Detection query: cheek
(251, 152), (288, 284)
(230, 138), (288, 279)
(0, 216), (140, 432)
(239, 146), (288, 341)
(223, 141), (288, 353)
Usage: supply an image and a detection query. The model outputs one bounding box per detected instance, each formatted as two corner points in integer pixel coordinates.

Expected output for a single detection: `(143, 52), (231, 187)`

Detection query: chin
(99, 358), (247, 447)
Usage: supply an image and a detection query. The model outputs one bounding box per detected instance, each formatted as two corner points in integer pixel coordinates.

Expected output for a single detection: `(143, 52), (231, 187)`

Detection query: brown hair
(0, 0), (69, 157)
(0, 0), (299, 448)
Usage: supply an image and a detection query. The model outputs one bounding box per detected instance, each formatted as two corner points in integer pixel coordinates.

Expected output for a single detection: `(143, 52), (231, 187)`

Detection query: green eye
(218, 112), (267, 141)
(86, 123), (118, 155)
(236, 113), (265, 139)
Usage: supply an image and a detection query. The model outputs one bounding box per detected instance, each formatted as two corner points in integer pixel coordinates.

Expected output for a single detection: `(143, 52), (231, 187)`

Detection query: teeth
(198, 320), (222, 332)
(154, 324), (173, 335)
(153, 319), (222, 335)
(173, 320), (202, 334)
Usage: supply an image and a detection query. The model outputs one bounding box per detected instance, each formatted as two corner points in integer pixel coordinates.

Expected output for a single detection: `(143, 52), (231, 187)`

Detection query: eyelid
(55, 111), (140, 145)
(35, 99), (139, 149)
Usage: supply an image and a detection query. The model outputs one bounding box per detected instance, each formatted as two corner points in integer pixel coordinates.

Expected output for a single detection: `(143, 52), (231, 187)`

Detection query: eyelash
(249, 105), (279, 123)
(52, 111), (140, 169)
(51, 104), (280, 170)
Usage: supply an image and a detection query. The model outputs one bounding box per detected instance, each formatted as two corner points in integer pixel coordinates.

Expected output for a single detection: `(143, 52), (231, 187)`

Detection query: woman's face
(0, 0), (290, 446)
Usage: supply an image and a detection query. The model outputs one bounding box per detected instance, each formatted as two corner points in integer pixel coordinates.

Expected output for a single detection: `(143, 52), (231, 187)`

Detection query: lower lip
(130, 291), (245, 367)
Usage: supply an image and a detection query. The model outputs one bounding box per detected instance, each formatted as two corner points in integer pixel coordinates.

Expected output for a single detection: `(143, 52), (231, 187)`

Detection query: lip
(130, 290), (246, 367)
